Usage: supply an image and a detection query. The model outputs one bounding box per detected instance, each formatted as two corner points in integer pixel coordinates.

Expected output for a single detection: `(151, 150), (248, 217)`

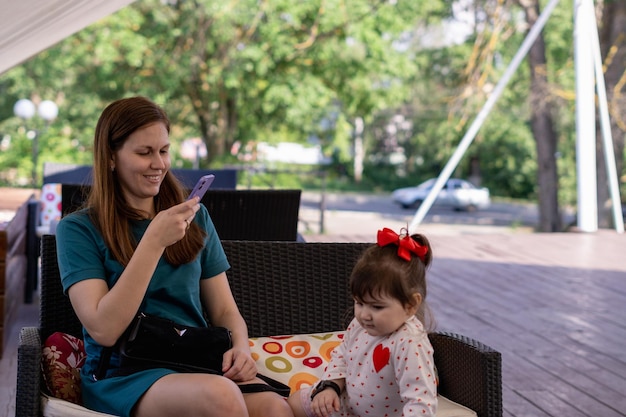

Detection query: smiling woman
(52, 96), (295, 417)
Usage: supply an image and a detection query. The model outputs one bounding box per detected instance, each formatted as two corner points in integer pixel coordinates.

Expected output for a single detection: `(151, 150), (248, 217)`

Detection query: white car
(392, 178), (490, 211)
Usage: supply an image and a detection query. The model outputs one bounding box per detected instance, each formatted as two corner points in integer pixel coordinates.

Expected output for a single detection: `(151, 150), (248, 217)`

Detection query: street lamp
(13, 98), (58, 186)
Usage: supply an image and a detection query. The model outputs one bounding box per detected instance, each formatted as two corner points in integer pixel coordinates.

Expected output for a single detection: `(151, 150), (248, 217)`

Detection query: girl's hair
(87, 96), (205, 266)
(350, 233), (435, 331)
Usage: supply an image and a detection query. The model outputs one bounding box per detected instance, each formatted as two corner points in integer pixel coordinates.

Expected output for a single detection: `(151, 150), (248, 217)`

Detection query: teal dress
(56, 205), (230, 416)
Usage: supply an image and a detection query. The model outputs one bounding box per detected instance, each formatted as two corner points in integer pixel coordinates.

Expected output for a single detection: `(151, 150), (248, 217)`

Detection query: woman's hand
(221, 345), (258, 382)
(145, 197), (200, 248)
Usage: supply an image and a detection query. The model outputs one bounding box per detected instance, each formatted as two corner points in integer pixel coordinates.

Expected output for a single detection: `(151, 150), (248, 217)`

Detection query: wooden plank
(524, 349), (626, 416)
(4, 199), (29, 259)
(515, 390), (589, 417)
(0, 232), (6, 261)
(0, 251), (27, 360)
(0, 197), (32, 360)
(503, 386), (551, 417)
(0, 260), (5, 292)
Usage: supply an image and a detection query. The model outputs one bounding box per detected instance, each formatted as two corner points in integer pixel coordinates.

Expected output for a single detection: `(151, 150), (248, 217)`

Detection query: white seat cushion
(43, 393), (476, 417)
(42, 331), (477, 417)
(42, 394), (117, 417)
(436, 395), (477, 417)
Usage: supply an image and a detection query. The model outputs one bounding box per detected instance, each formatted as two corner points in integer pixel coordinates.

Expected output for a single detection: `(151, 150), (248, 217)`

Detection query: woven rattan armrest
(430, 331), (502, 417)
(16, 327), (42, 417)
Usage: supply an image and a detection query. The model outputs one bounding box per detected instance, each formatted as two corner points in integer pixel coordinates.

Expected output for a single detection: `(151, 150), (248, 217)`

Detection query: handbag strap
(239, 374), (290, 397)
(94, 312), (140, 380)
(95, 346), (114, 381)
(95, 346), (289, 398)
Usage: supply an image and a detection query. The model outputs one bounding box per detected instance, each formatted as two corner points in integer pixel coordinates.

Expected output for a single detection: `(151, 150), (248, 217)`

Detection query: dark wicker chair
(200, 189), (302, 241)
(17, 236), (502, 417)
(60, 186), (302, 241)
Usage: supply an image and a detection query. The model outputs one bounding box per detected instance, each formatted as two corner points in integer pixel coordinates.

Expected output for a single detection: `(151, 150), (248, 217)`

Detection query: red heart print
(373, 344), (390, 373)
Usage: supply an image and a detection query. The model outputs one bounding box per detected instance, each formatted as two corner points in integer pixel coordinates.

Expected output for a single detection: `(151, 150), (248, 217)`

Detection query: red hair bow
(377, 227), (427, 262)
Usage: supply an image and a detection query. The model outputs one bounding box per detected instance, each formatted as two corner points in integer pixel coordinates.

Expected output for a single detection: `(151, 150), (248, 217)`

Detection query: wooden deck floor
(2, 231), (625, 417)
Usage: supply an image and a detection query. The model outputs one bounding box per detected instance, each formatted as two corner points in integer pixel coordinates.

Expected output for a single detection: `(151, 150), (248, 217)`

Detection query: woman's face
(111, 122), (171, 213)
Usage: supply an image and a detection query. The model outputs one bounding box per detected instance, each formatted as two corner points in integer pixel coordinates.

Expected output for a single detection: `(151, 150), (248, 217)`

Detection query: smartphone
(187, 174), (215, 200)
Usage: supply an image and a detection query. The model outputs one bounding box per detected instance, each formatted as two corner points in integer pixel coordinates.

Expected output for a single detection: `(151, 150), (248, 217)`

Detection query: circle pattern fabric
(249, 332), (344, 394)
(40, 183), (62, 226)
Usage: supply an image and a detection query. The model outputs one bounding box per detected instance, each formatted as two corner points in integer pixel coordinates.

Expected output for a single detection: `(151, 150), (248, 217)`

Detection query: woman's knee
(136, 374), (248, 417)
(199, 378), (248, 413)
(245, 391), (294, 417)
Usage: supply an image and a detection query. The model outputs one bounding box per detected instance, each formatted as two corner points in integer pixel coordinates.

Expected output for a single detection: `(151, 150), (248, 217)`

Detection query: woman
(56, 96), (293, 417)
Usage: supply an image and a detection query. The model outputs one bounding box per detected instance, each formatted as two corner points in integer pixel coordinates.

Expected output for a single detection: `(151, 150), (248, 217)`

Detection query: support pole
(585, 0), (624, 233)
(409, 0), (562, 232)
(574, 0), (597, 232)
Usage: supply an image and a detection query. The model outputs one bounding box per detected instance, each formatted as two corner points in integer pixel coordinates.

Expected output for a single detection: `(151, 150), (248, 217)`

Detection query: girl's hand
(221, 346), (258, 382)
(145, 198), (199, 248)
(311, 390), (340, 417)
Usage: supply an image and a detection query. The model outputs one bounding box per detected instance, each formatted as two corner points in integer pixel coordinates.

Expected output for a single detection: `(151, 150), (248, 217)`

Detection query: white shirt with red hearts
(323, 316), (437, 417)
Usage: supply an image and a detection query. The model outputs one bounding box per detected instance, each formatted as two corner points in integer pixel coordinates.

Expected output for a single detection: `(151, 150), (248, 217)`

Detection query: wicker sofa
(17, 236), (502, 417)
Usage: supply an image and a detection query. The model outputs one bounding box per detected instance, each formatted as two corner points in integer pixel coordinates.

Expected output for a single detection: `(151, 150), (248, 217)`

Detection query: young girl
(288, 227), (437, 417)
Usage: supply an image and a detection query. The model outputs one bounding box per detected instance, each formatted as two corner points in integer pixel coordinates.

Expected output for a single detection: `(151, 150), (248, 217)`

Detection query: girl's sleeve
(395, 332), (438, 416)
(323, 323), (354, 380)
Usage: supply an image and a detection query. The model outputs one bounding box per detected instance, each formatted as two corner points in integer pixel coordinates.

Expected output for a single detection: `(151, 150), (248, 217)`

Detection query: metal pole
(409, 0), (562, 232)
(574, 0), (598, 232)
(319, 171), (326, 234)
(585, 0), (624, 233)
(31, 131), (39, 187)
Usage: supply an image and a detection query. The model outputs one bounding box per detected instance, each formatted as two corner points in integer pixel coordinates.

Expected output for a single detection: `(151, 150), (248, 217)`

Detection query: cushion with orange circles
(248, 332), (345, 394)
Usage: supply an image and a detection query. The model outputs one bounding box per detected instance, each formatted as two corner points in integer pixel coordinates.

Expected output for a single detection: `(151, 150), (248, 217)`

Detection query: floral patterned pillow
(41, 332), (86, 404)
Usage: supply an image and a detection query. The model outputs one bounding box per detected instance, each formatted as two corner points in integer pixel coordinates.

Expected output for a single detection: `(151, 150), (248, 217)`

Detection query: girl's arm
(395, 334), (438, 416)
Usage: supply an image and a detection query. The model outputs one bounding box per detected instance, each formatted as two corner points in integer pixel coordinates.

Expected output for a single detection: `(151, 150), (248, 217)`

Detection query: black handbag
(118, 312), (232, 374)
(96, 312), (290, 397)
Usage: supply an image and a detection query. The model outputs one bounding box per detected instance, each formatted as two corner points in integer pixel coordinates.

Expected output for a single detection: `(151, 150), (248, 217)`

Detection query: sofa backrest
(39, 235), (371, 340)
(221, 240), (371, 336)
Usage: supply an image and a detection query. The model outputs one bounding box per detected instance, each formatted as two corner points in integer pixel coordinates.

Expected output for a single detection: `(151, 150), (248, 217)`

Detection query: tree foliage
(0, 0), (623, 228)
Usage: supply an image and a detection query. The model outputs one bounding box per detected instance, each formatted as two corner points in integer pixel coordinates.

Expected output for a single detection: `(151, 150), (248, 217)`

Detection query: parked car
(392, 178), (490, 211)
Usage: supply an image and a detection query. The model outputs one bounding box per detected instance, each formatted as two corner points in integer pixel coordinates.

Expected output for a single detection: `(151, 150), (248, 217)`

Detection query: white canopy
(0, 0), (136, 75)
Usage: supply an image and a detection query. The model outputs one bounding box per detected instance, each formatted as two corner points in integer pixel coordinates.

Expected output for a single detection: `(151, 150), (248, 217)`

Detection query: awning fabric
(0, 0), (136, 75)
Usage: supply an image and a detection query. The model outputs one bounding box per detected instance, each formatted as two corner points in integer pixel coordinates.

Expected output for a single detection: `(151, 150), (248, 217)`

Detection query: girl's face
(354, 292), (420, 337)
(111, 122), (171, 214)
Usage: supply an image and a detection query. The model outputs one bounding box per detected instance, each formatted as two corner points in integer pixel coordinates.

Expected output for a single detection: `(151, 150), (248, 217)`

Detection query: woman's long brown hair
(87, 96), (205, 266)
